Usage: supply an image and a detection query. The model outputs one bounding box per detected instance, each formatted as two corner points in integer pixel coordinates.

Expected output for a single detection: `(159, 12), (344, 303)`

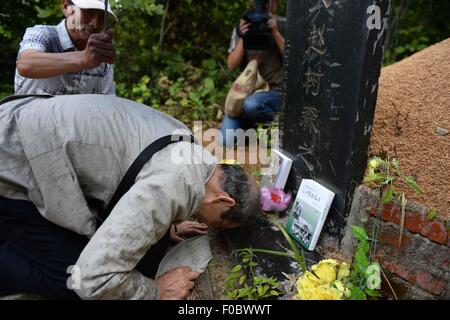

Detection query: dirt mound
(370, 38), (450, 219)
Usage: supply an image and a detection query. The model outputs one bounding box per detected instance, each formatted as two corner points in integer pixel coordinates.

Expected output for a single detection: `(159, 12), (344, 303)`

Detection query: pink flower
(260, 187), (292, 212)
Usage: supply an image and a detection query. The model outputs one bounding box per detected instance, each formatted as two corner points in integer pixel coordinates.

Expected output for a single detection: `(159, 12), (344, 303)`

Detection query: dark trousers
(0, 196), (170, 299)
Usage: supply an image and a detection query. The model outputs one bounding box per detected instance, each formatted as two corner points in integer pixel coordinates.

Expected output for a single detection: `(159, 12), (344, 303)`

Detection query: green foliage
(106, 0), (257, 125)
(346, 226), (382, 300)
(427, 208), (436, 221)
(250, 224), (382, 300)
(384, 0), (450, 65)
(364, 156), (421, 206)
(445, 220), (450, 232)
(116, 58), (230, 125)
(358, 156), (421, 299)
(365, 155), (422, 255)
(274, 222), (307, 273)
(225, 248), (284, 300)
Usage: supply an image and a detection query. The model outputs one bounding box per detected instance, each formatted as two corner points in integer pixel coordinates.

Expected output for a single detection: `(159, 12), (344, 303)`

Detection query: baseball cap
(71, 0), (118, 22)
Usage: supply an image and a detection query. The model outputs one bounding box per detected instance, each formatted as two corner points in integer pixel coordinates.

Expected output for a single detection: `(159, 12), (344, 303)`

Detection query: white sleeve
(18, 26), (51, 56)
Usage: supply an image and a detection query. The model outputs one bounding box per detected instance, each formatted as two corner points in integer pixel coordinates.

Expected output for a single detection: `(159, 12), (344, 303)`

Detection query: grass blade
(274, 222), (307, 273)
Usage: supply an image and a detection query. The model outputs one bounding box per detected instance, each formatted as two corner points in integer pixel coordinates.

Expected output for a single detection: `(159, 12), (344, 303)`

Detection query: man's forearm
(227, 39), (245, 70)
(17, 50), (88, 79)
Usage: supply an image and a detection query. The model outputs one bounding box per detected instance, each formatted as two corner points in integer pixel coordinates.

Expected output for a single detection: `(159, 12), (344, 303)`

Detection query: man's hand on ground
(82, 29), (116, 69)
(155, 267), (200, 300)
(170, 220), (208, 243)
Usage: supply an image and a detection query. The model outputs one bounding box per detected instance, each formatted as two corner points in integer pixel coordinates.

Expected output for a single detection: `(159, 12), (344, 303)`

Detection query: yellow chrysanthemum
(296, 282), (344, 300)
(311, 259), (338, 283)
(296, 271), (323, 289)
(313, 286), (344, 300)
(295, 259), (352, 300)
(337, 261), (350, 280)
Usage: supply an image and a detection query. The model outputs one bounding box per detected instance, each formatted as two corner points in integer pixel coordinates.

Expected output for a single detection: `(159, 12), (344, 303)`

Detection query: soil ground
(369, 38), (450, 219)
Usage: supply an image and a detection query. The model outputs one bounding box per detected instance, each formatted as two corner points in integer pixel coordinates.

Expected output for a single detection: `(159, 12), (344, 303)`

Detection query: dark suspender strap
(97, 134), (196, 228)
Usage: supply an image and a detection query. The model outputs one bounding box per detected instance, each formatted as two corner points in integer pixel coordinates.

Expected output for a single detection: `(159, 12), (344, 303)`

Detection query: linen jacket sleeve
(73, 143), (209, 299)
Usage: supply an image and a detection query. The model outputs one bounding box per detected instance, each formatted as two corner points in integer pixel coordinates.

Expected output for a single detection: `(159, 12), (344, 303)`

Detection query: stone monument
(281, 0), (391, 238)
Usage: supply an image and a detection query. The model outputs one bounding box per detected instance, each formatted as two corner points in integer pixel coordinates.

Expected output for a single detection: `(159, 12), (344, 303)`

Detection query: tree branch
(158, 0), (171, 52)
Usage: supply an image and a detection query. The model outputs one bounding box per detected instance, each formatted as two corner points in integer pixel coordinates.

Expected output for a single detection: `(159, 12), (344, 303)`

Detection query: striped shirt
(14, 20), (115, 95)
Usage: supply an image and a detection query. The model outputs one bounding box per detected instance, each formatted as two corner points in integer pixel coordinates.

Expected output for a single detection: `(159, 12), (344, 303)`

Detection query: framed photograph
(261, 149), (293, 189)
(286, 179), (335, 251)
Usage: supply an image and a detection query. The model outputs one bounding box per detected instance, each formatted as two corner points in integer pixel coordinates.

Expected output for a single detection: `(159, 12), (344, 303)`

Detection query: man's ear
(62, 0), (73, 18)
(215, 194), (236, 208)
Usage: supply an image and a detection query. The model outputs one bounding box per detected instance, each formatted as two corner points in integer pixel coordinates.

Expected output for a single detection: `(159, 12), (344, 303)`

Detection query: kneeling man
(0, 94), (260, 300)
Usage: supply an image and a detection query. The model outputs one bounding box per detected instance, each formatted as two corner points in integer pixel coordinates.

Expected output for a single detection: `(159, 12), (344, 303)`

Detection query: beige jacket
(0, 95), (216, 299)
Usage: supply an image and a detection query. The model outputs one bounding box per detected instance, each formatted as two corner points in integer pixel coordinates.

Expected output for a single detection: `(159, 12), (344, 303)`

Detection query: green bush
(384, 0), (450, 65)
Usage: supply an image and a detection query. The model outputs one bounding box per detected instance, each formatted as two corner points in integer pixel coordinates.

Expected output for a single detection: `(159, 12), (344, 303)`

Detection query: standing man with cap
(15, 0), (118, 95)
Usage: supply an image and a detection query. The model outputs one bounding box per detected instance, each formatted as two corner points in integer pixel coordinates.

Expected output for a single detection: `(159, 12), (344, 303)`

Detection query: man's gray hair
(219, 164), (260, 224)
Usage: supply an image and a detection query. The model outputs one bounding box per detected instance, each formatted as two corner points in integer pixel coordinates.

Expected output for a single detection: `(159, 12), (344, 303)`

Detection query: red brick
(409, 271), (447, 296)
(378, 259), (447, 296)
(379, 260), (411, 281)
(369, 205), (448, 244)
(420, 221), (448, 244)
(380, 204), (400, 223)
(403, 212), (424, 234)
(378, 229), (412, 250)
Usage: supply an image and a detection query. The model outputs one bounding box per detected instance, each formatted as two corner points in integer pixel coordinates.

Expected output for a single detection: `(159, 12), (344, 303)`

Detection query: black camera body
(237, 0), (272, 51)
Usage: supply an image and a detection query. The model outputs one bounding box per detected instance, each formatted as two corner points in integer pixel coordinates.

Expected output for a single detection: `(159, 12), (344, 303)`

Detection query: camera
(237, 0), (272, 51)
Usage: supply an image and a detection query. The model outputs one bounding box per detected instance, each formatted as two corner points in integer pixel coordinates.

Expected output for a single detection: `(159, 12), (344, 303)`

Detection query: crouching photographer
(220, 0), (286, 146)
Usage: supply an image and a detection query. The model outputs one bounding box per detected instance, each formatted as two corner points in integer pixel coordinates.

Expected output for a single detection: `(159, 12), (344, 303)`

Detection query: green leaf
(427, 208), (436, 221)
(275, 222), (307, 273)
(381, 176), (395, 185)
(395, 46), (406, 55)
(37, 9), (53, 18)
(391, 158), (399, 170)
(251, 248), (296, 259)
(404, 176), (421, 193)
(355, 250), (370, 271)
(270, 290), (280, 296)
(231, 265), (242, 273)
(381, 186), (394, 206)
(189, 92), (200, 101)
(262, 285), (269, 295)
(202, 59), (216, 70)
(349, 286), (367, 300)
(203, 77), (215, 90)
(351, 226), (368, 242)
(358, 239), (370, 255)
(365, 288), (382, 297)
(225, 289), (239, 300)
(257, 286), (263, 296)
(239, 275), (246, 285)
(239, 250), (250, 258)
(363, 173), (385, 184)
(442, 219), (450, 232)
